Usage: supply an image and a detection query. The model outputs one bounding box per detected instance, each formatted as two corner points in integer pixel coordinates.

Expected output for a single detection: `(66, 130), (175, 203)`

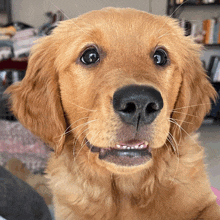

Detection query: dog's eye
(80, 48), (100, 65)
(153, 48), (168, 66)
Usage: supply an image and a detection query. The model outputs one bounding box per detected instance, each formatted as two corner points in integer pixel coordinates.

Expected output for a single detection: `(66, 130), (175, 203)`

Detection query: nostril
(120, 102), (136, 114)
(145, 102), (160, 114)
(113, 85), (163, 126)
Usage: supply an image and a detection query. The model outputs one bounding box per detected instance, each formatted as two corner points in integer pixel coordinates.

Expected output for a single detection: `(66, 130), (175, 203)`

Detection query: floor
(198, 120), (220, 189)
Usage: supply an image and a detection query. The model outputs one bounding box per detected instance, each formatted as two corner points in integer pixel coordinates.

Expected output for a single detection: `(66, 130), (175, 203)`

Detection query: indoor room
(0, 0), (220, 219)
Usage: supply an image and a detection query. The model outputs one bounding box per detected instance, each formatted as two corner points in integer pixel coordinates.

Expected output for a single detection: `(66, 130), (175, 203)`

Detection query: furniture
(0, 0), (12, 24)
(0, 58), (27, 120)
(167, 0), (220, 19)
(0, 58), (28, 71)
(167, 0), (220, 120)
(0, 166), (52, 220)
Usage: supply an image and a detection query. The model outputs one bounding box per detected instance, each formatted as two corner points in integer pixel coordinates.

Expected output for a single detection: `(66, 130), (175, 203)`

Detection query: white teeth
(115, 143), (149, 150)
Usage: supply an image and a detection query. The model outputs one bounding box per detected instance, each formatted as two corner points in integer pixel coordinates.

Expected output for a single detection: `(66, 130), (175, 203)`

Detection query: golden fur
(7, 8), (220, 219)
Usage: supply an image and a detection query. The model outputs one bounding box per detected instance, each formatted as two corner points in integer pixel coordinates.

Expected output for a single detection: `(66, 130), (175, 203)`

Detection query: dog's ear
(6, 36), (66, 155)
(170, 42), (217, 142)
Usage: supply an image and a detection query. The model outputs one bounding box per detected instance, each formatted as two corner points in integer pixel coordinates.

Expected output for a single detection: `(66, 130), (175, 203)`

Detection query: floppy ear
(6, 36), (66, 155)
(170, 42), (217, 142)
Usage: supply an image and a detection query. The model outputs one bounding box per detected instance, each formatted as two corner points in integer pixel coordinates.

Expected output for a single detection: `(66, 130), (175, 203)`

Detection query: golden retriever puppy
(7, 8), (220, 220)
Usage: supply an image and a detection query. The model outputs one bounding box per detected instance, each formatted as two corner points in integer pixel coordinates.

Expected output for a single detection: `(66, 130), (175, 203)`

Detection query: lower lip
(86, 140), (152, 167)
(99, 148), (152, 166)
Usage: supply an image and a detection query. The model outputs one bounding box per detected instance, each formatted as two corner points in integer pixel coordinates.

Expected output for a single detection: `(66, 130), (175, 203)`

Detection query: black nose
(113, 85), (163, 127)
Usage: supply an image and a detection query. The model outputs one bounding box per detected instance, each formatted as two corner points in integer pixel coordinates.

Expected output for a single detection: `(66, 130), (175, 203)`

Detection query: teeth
(115, 142), (149, 150)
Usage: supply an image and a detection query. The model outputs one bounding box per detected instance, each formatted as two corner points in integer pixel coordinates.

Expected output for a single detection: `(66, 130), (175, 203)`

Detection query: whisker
(164, 141), (172, 153)
(172, 103), (212, 111)
(169, 117), (185, 147)
(73, 127), (90, 157)
(169, 118), (203, 151)
(87, 130), (101, 149)
(49, 0), (71, 20)
(74, 129), (92, 160)
(171, 118), (193, 125)
(168, 117), (204, 182)
(64, 98), (97, 112)
(80, 129), (94, 152)
(49, 0), (92, 36)
(63, 117), (90, 136)
(57, 117), (91, 149)
(66, 119), (97, 136)
(87, 131), (101, 163)
(71, 102), (97, 112)
(57, 92), (97, 112)
(76, 130), (101, 161)
(157, 1), (197, 42)
(167, 132), (179, 156)
(170, 110), (198, 118)
(155, 0), (188, 41)
(167, 132), (180, 182)
(169, 0), (188, 18)
(72, 119), (98, 155)
(158, 32), (178, 39)
(166, 135), (176, 154)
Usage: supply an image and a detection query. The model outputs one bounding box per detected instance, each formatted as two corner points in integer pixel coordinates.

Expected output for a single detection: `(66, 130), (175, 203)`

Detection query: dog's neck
(47, 134), (205, 219)
(69, 140), (174, 196)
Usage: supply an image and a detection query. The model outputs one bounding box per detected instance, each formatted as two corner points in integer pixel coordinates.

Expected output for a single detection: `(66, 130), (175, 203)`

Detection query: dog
(6, 8), (220, 219)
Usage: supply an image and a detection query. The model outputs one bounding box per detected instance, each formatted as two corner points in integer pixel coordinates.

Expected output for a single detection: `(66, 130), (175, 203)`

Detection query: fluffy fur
(7, 8), (220, 219)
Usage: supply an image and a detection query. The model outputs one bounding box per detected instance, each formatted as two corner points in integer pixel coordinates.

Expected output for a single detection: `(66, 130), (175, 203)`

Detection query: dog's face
(7, 8), (216, 174)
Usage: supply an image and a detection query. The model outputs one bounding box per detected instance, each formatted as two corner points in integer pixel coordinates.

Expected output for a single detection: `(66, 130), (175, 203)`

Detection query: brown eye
(153, 48), (168, 66)
(80, 48), (100, 65)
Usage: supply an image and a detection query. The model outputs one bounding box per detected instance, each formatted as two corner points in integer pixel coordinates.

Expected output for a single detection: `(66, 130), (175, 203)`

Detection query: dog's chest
(113, 193), (200, 220)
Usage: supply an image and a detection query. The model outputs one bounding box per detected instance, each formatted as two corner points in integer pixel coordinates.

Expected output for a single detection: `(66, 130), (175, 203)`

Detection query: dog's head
(7, 8), (216, 174)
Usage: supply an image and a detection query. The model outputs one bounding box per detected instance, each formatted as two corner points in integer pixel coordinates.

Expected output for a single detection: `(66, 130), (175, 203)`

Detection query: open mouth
(86, 140), (152, 166)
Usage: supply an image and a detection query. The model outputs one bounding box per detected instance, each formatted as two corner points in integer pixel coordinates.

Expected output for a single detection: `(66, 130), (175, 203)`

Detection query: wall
(11, 1), (220, 69)
(11, 0), (167, 28)
(178, 5), (220, 68)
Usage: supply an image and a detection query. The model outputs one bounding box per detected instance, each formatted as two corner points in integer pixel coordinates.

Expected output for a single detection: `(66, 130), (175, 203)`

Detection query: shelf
(0, 0), (12, 24)
(175, 3), (220, 7)
(204, 44), (220, 47)
(167, 0), (220, 17)
(167, 0), (220, 121)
